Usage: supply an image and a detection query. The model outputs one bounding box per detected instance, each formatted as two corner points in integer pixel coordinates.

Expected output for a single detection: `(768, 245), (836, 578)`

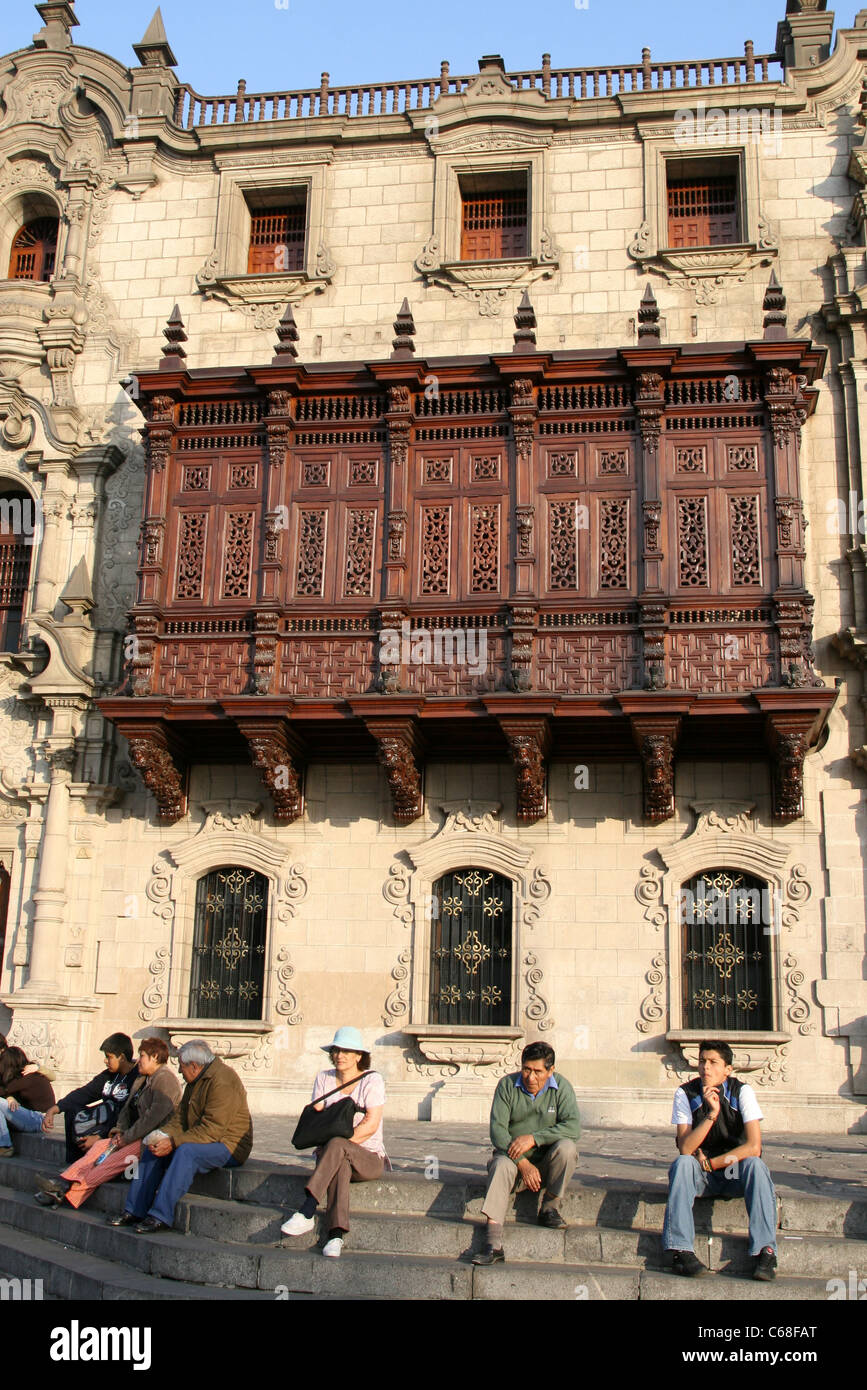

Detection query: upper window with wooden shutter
(666, 158), (740, 249)
(459, 172), (528, 261)
(8, 218), (58, 282)
(246, 190), (307, 275)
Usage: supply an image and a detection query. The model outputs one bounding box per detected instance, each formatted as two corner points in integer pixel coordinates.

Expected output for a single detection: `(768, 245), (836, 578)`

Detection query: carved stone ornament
(414, 248), (559, 317)
(688, 800), (756, 837)
(274, 944), (302, 1027)
(6, 1019), (65, 1071)
(195, 248), (335, 325)
(402, 1023), (524, 1065)
(637, 952), (667, 1032)
(635, 861), (668, 931)
(138, 945), (170, 1022)
(628, 221), (777, 305)
(523, 952), (554, 1031)
(783, 952), (815, 1035)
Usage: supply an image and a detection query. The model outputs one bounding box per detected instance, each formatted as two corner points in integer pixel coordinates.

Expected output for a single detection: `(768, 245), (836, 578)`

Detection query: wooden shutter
(247, 207), (306, 274)
(0, 503), (30, 652)
(461, 189), (528, 260)
(667, 177), (739, 248)
(8, 219), (58, 281)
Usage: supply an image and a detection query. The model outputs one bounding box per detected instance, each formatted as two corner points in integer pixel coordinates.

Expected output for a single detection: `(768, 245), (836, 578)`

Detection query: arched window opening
(189, 866), (268, 1020)
(0, 492), (34, 653)
(429, 867), (512, 1025)
(8, 218), (58, 281)
(681, 868), (773, 1031)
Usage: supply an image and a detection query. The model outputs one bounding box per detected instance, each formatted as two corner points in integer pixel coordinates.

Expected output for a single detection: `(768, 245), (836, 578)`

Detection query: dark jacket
(115, 1067), (182, 1145)
(163, 1057), (252, 1163)
(58, 1065), (140, 1137)
(1, 1070), (55, 1112)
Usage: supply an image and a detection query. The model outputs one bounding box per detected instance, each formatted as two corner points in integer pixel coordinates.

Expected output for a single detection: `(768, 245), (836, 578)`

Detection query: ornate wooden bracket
(364, 716), (425, 824)
(125, 726), (187, 823)
(765, 712), (811, 821)
(629, 714), (681, 823)
(498, 716), (550, 824)
(385, 384), (412, 468)
(235, 717), (305, 822)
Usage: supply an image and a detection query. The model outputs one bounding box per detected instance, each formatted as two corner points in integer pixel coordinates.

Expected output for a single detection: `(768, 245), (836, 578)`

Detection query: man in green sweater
(472, 1041), (580, 1266)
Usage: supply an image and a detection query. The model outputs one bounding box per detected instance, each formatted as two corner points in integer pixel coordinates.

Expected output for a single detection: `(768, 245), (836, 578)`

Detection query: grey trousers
(481, 1139), (578, 1225)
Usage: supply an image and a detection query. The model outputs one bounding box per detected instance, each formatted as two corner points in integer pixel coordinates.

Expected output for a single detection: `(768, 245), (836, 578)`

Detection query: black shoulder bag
(292, 1073), (370, 1151)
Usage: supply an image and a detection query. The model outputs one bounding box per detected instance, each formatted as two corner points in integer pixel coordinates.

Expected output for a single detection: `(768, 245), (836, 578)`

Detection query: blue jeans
(662, 1153), (777, 1256)
(0, 1097), (46, 1147)
(124, 1140), (239, 1226)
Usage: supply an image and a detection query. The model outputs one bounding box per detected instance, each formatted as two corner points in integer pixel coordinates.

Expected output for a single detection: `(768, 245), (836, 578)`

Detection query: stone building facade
(0, 0), (865, 1129)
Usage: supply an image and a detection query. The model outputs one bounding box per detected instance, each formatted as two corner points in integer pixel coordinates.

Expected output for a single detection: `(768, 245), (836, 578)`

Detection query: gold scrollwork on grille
(238, 979), (260, 1000)
(453, 928), (491, 976)
(439, 984), (461, 1007)
(481, 985), (502, 1008)
(454, 871), (493, 897)
(441, 896), (463, 917)
(693, 988), (716, 1010)
(205, 893), (225, 913)
(705, 932), (745, 979)
(482, 895), (503, 917)
(214, 924), (249, 970)
(737, 988), (758, 1011)
(220, 869), (255, 891)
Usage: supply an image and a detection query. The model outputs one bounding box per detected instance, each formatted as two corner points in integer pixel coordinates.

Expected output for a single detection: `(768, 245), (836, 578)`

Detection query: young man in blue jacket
(472, 1041), (581, 1266)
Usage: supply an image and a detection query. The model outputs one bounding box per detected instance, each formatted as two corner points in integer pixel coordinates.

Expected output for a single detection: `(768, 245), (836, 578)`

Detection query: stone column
(21, 745), (75, 993)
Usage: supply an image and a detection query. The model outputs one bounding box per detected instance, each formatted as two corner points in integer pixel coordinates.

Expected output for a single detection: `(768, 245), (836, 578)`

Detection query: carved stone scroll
(629, 715), (681, 823)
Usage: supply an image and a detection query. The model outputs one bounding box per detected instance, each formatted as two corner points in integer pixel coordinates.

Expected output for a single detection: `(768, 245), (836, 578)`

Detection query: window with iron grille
(666, 160), (740, 248)
(8, 218), (58, 281)
(189, 867), (268, 1020)
(681, 868), (772, 1030)
(429, 868), (512, 1025)
(459, 173), (528, 261)
(0, 493), (32, 652)
(246, 194), (307, 274)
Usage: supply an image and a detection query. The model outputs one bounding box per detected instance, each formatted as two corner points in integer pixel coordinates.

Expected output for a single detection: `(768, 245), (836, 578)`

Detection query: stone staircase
(0, 1132), (864, 1300)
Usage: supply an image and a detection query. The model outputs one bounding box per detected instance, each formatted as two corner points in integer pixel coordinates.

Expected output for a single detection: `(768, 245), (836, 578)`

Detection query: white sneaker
(322, 1236), (344, 1258)
(280, 1211), (315, 1237)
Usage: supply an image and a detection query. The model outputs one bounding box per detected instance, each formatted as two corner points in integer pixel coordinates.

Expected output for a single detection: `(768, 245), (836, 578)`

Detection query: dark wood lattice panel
(276, 636), (374, 696)
(534, 631), (642, 693)
(181, 465), (212, 491)
(400, 633), (505, 695)
(549, 499), (579, 590)
(676, 496), (709, 588)
(221, 511), (255, 599)
(469, 503), (500, 593)
(343, 508), (377, 597)
(161, 640), (250, 698)
(189, 867), (268, 1020)
(295, 509), (327, 597)
(175, 512), (207, 599)
(247, 207), (306, 274)
(729, 495), (762, 586)
(667, 628), (776, 691)
(460, 190), (528, 260)
(420, 505), (451, 595)
(681, 868), (772, 1030)
(667, 176), (739, 248)
(8, 219), (58, 281)
(598, 497), (629, 590)
(726, 444), (759, 472)
(429, 868), (512, 1026)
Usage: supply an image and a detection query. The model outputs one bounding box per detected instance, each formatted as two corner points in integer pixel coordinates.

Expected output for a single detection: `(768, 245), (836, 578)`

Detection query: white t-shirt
(311, 1069), (387, 1157)
(671, 1079), (763, 1127)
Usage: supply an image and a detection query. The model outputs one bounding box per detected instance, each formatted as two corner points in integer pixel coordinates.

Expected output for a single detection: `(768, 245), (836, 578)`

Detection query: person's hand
(148, 1138), (173, 1157)
(696, 1148), (712, 1173)
(5, 1097), (18, 1112)
(79, 1135), (101, 1151)
(42, 1105), (58, 1131)
(703, 1085), (721, 1119)
(517, 1158), (542, 1193)
(507, 1134), (536, 1162)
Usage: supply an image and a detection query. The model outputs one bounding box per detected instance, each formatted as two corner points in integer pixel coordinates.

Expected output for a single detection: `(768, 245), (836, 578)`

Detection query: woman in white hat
(281, 1026), (387, 1257)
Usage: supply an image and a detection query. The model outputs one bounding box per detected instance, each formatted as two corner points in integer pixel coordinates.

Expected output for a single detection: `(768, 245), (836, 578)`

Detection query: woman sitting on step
(281, 1026), (389, 1259)
(34, 1037), (181, 1211)
(0, 1046), (56, 1156)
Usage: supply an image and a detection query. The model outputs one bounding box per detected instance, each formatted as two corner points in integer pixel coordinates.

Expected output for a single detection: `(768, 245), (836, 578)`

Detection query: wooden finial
(391, 298), (416, 360)
(762, 270), (787, 341)
(272, 303), (299, 362)
(638, 282), (661, 344)
(513, 289), (537, 351)
(159, 303), (187, 369)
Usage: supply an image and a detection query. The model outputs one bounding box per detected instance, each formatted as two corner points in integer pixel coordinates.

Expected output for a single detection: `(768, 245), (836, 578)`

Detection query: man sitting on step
(663, 1039), (777, 1281)
(108, 1039), (252, 1235)
(472, 1041), (580, 1267)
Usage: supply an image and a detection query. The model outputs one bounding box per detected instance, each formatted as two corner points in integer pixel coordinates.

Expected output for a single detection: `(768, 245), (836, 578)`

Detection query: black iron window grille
(429, 867), (512, 1026)
(681, 868), (772, 1030)
(189, 866), (268, 1020)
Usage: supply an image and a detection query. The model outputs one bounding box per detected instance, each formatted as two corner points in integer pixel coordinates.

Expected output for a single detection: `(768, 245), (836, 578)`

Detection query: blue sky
(3, 0), (861, 95)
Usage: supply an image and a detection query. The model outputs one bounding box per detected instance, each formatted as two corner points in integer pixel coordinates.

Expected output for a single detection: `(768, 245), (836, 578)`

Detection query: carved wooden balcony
(98, 331), (836, 828)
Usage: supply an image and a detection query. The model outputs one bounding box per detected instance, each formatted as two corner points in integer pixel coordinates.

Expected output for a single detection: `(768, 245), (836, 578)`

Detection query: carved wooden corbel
(629, 715), (681, 823)
(498, 716), (550, 824)
(235, 718), (305, 822)
(125, 727), (187, 823)
(765, 713), (810, 821)
(364, 717), (424, 824)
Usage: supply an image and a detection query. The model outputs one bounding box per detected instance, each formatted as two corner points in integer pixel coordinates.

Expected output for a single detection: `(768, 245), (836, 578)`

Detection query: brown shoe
(538, 1206), (566, 1229)
(471, 1246), (505, 1266)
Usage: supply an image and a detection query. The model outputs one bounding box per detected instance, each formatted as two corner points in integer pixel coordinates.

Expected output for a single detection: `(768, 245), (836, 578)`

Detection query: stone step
(11, 1138), (867, 1239)
(475, 1261), (833, 1301)
(0, 1221), (276, 1301)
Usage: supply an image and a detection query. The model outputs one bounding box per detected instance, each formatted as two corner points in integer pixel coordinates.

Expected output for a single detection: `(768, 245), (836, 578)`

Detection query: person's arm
(705, 1119), (762, 1171)
(530, 1080), (581, 1149)
(676, 1084), (719, 1157)
(163, 1076), (230, 1148)
(489, 1079), (514, 1153)
(56, 1073), (107, 1114)
(351, 1105), (383, 1144)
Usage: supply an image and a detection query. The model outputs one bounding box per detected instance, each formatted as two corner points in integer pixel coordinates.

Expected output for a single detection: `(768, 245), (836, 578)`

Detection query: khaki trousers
(305, 1136), (384, 1233)
(481, 1139), (578, 1225)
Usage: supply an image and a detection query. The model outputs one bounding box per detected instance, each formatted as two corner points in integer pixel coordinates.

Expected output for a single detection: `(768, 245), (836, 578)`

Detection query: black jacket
(58, 1066), (140, 1134)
